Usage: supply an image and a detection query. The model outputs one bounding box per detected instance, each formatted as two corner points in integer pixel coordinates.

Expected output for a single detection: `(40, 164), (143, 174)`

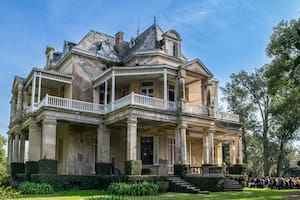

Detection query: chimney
(115, 31), (125, 55)
(45, 46), (55, 66)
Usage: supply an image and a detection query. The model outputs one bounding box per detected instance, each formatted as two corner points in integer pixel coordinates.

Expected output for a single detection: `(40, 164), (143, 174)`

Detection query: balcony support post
(31, 72), (36, 109)
(163, 68), (168, 109)
(38, 72), (42, 103)
(111, 71), (115, 111)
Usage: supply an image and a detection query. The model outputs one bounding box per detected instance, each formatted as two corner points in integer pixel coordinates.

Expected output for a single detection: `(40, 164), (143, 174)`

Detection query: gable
(183, 59), (213, 77)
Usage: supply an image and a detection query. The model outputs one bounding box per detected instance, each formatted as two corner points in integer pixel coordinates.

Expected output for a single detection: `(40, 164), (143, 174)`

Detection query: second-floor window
(168, 85), (175, 101)
(141, 81), (154, 97)
(99, 84), (110, 104)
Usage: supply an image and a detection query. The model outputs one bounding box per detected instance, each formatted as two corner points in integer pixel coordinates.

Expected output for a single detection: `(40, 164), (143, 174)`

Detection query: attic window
(172, 42), (178, 58)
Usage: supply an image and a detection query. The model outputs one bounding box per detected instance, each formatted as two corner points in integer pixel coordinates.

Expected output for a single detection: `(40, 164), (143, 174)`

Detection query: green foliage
(174, 164), (189, 177)
(95, 163), (112, 175)
(39, 159), (57, 174)
(107, 182), (159, 196)
(184, 176), (224, 192)
(25, 161), (39, 180)
(10, 162), (25, 179)
(0, 135), (6, 174)
(0, 185), (21, 199)
(124, 160), (142, 175)
(86, 197), (127, 200)
(18, 182), (54, 195)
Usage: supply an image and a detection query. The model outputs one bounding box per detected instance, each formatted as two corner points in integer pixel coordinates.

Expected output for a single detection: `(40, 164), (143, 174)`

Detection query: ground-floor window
(141, 137), (153, 165)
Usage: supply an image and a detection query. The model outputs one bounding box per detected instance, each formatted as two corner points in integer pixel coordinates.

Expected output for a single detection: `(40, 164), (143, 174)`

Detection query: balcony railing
(23, 93), (239, 123)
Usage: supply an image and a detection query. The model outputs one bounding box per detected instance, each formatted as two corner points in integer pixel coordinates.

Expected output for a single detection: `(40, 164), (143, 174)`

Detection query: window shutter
(154, 136), (159, 165)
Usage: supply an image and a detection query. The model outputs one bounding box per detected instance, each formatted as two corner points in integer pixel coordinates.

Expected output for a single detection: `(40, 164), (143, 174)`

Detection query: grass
(14, 188), (300, 200)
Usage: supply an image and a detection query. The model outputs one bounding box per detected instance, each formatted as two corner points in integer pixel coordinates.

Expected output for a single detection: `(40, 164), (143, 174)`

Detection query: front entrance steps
(167, 176), (210, 194)
(224, 177), (243, 191)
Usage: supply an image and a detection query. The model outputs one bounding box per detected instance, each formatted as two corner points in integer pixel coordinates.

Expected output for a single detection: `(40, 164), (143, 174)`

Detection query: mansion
(7, 22), (242, 176)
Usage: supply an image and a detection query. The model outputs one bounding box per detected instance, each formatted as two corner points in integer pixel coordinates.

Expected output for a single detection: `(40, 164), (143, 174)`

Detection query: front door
(167, 137), (175, 174)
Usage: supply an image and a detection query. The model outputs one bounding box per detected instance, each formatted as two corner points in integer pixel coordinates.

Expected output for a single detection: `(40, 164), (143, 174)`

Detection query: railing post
(131, 92), (134, 104)
(45, 94), (49, 106)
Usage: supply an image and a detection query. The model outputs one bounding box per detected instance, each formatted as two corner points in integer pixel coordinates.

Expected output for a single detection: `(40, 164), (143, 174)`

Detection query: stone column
(175, 123), (187, 164)
(163, 68), (168, 108)
(230, 139), (236, 165)
(93, 86), (100, 104)
(208, 129), (215, 164)
(23, 91), (28, 109)
(28, 120), (41, 161)
(16, 84), (23, 113)
(31, 72), (37, 109)
(7, 136), (13, 165)
(97, 123), (110, 163)
(13, 133), (20, 162)
(10, 97), (16, 122)
(216, 142), (223, 166)
(41, 118), (57, 160)
(126, 116), (137, 160)
(202, 132), (209, 164)
(19, 134), (26, 163)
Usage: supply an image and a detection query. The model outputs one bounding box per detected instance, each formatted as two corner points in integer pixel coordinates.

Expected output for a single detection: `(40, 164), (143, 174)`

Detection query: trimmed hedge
(95, 163), (112, 175)
(108, 182), (159, 196)
(228, 164), (245, 175)
(174, 164), (189, 177)
(10, 162), (25, 179)
(87, 197), (127, 200)
(39, 159), (57, 174)
(184, 176), (224, 192)
(25, 161), (39, 179)
(30, 174), (168, 192)
(125, 160), (142, 175)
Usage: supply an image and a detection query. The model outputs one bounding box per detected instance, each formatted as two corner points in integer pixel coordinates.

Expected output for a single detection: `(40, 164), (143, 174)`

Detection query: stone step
(168, 176), (210, 194)
(224, 178), (243, 192)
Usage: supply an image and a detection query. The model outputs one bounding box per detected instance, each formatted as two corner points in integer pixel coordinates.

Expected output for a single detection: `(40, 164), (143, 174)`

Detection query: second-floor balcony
(24, 93), (240, 123)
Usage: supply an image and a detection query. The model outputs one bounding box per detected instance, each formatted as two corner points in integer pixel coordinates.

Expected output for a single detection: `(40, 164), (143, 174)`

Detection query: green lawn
(15, 188), (300, 200)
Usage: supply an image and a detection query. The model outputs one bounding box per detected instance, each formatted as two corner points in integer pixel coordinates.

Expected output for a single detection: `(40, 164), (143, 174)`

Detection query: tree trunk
(276, 139), (284, 177)
(263, 124), (269, 176)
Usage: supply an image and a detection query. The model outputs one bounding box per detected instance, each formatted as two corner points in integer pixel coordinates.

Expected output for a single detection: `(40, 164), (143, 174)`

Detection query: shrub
(124, 160), (142, 175)
(174, 164), (189, 177)
(0, 186), (21, 199)
(87, 197), (127, 200)
(25, 161), (39, 179)
(228, 164), (245, 175)
(18, 182), (54, 194)
(95, 163), (112, 175)
(108, 182), (158, 196)
(10, 162), (25, 179)
(184, 176), (224, 192)
(39, 159), (57, 174)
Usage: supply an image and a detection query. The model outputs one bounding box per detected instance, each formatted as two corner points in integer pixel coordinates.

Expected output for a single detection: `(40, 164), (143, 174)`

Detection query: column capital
(127, 116), (137, 124)
(43, 117), (57, 126)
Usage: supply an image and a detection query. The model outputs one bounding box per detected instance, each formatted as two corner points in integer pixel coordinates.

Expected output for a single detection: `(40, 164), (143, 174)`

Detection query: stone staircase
(224, 177), (243, 191)
(167, 176), (210, 194)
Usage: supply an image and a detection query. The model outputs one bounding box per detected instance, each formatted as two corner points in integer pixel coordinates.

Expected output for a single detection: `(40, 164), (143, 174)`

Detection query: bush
(18, 182), (54, 195)
(228, 164), (245, 175)
(0, 185), (21, 199)
(95, 163), (112, 175)
(39, 159), (57, 174)
(86, 197), (127, 200)
(108, 182), (158, 196)
(25, 161), (39, 179)
(124, 160), (142, 175)
(10, 162), (25, 179)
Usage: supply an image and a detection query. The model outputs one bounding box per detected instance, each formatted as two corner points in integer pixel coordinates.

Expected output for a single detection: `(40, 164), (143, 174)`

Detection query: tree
(265, 19), (300, 176)
(221, 67), (271, 176)
(0, 135), (6, 175)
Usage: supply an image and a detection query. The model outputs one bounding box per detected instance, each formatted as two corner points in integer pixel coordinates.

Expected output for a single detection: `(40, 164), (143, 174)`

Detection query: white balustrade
(183, 102), (208, 116)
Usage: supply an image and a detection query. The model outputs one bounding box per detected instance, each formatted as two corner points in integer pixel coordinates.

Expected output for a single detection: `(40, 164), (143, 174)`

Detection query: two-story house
(7, 23), (242, 176)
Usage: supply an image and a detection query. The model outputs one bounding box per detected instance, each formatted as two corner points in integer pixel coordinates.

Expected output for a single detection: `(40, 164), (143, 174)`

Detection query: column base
(95, 162), (112, 175)
(124, 160), (142, 175)
(10, 162), (25, 179)
(174, 164), (190, 177)
(38, 159), (57, 174)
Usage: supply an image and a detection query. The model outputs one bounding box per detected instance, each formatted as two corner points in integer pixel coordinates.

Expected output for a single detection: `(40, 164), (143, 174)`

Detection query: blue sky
(0, 0), (300, 138)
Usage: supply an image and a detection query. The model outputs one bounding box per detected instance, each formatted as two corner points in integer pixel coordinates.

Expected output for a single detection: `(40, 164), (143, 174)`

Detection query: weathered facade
(7, 23), (243, 176)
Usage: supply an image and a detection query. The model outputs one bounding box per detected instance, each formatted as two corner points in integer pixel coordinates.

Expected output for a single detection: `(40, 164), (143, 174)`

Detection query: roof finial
(154, 15), (157, 25)
(137, 19), (140, 37)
